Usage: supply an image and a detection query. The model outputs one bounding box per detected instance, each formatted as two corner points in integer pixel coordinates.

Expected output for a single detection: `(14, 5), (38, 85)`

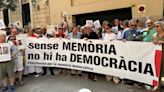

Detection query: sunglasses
(105, 28), (110, 29)
(131, 25), (137, 27)
(155, 25), (159, 28)
(10, 39), (16, 41)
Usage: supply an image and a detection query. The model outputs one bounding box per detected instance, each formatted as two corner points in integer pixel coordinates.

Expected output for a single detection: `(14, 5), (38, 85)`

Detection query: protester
(9, 28), (25, 86)
(67, 26), (82, 76)
(143, 20), (156, 42)
(81, 24), (99, 81)
(121, 20), (130, 40)
(103, 23), (120, 84)
(123, 19), (142, 41)
(148, 21), (164, 91)
(153, 21), (164, 44)
(8, 35), (24, 85)
(0, 32), (17, 92)
(41, 28), (55, 76)
(122, 19), (143, 88)
(141, 20), (157, 90)
(137, 20), (145, 30)
(26, 28), (42, 77)
(1, 17), (163, 91)
(54, 26), (67, 75)
(111, 19), (119, 34)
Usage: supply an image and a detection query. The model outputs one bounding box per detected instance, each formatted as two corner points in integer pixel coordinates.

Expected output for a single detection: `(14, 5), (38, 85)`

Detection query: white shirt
(103, 33), (116, 41)
(116, 31), (123, 40)
(111, 26), (118, 34)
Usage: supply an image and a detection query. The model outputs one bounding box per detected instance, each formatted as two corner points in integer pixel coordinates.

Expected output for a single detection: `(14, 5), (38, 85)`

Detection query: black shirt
(81, 31), (99, 39)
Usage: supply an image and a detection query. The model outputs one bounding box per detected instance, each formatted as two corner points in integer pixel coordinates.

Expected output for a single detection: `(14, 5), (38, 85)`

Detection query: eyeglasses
(105, 28), (109, 29)
(131, 25), (137, 27)
(155, 25), (159, 28)
(10, 39), (16, 41)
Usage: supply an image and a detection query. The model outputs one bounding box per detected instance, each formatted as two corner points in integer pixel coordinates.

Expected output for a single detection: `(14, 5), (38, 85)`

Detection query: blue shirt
(123, 29), (142, 41)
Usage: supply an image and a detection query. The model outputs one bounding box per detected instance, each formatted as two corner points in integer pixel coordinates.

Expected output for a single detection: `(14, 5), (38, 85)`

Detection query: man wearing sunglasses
(123, 19), (142, 41)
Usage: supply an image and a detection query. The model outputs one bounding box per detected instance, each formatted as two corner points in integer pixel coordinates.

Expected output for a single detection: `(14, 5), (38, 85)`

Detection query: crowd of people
(0, 18), (164, 92)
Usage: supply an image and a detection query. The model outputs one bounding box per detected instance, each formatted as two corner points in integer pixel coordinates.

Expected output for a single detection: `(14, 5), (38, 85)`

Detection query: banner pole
(157, 44), (163, 92)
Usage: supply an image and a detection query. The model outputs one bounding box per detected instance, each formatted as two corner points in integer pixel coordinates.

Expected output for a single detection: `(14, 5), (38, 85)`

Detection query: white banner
(25, 37), (162, 86)
(0, 43), (11, 62)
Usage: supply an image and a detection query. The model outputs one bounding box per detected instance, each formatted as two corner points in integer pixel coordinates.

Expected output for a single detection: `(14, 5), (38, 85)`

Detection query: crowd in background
(0, 18), (164, 92)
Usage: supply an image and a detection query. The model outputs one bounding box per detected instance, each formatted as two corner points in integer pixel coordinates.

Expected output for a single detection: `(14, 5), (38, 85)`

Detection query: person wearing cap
(0, 32), (17, 92)
(81, 24), (99, 81)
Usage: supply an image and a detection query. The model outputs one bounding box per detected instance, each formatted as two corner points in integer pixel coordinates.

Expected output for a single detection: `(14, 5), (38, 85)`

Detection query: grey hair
(102, 20), (109, 25)
(129, 19), (137, 25)
(154, 21), (164, 31)
(123, 20), (129, 27)
(0, 31), (6, 37)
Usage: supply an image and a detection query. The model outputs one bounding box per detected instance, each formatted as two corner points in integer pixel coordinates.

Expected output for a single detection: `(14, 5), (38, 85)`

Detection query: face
(0, 33), (6, 43)
(102, 21), (108, 28)
(123, 22), (127, 28)
(104, 25), (111, 33)
(72, 27), (78, 34)
(130, 22), (137, 30)
(28, 30), (33, 36)
(11, 28), (18, 36)
(114, 19), (119, 26)
(58, 28), (63, 32)
(62, 28), (66, 32)
(155, 24), (163, 33)
(119, 21), (123, 26)
(137, 21), (144, 28)
(85, 26), (92, 34)
(147, 21), (154, 29)
(41, 28), (47, 35)
(9, 36), (16, 43)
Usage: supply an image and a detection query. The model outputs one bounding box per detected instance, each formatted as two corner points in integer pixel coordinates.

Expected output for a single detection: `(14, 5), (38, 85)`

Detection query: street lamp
(32, 0), (36, 7)
(45, 0), (49, 5)
(62, 11), (67, 22)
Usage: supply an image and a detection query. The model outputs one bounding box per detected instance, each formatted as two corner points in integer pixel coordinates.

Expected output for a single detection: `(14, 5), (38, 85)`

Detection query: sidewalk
(14, 69), (155, 92)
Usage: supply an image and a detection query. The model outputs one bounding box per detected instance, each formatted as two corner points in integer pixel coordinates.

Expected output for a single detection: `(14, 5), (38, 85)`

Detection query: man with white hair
(0, 32), (17, 92)
(81, 24), (99, 81)
(142, 19), (156, 42)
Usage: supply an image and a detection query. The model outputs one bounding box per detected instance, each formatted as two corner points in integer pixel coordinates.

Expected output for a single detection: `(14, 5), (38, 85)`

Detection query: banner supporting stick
(157, 44), (163, 92)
